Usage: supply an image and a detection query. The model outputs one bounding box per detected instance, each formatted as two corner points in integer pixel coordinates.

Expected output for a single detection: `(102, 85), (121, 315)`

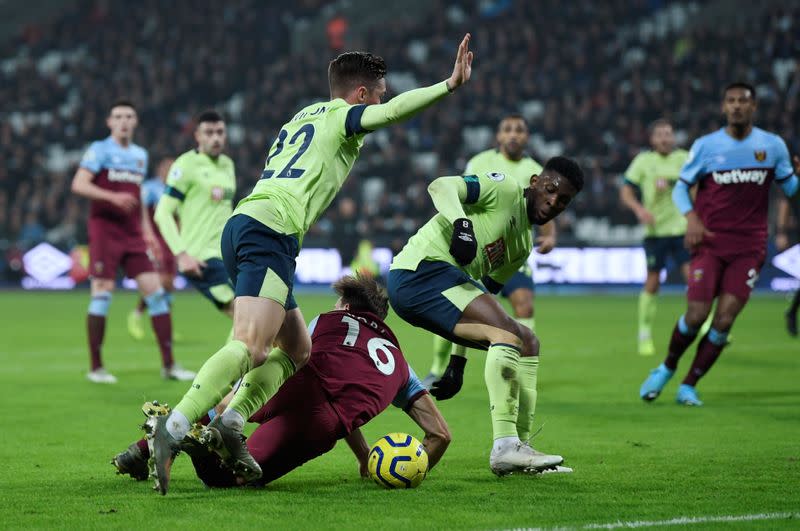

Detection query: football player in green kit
(425, 114), (557, 392)
(388, 156), (583, 476)
(154, 110), (237, 320)
(147, 34), (474, 494)
(620, 119), (690, 356)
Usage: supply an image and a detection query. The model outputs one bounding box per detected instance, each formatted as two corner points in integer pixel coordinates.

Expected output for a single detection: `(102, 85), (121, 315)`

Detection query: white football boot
(161, 364), (196, 381)
(87, 367), (118, 384)
(490, 441), (563, 476)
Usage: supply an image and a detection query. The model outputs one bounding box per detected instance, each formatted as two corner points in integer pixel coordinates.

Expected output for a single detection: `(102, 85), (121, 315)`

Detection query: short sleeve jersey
(680, 127), (794, 250)
(233, 100), (370, 244)
(624, 150), (688, 237)
(79, 136), (148, 234)
(306, 310), (427, 433)
(391, 171), (533, 285)
(161, 150), (236, 260)
(141, 178), (165, 211)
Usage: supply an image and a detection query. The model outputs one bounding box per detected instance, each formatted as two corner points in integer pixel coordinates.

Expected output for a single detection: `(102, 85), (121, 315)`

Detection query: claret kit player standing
(148, 35), (474, 494)
(71, 101), (193, 384)
(640, 83), (799, 406)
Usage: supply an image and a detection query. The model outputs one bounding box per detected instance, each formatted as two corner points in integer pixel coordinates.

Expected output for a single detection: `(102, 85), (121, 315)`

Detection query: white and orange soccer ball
(367, 432), (429, 489)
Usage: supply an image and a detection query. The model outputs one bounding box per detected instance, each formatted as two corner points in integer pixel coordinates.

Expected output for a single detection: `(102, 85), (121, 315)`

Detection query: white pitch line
(506, 511), (800, 531)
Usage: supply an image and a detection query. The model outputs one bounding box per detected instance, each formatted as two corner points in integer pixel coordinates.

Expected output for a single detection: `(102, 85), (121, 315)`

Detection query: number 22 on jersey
(340, 315), (396, 376)
(261, 124), (315, 180)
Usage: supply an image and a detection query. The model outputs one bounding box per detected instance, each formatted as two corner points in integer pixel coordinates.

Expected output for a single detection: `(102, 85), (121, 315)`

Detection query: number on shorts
(340, 316), (397, 375)
(745, 268), (758, 289)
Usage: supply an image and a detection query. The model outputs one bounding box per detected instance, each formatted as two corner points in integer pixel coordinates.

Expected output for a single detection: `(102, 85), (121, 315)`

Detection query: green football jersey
(465, 149), (543, 189)
(233, 99), (367, 242)
(624, 149), (688, 237)
(391, 171), (532, 285)
(160, 150), (236, 260)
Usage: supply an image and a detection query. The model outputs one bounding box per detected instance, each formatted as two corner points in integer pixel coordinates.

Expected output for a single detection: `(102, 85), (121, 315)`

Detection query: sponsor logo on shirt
(754, 150), (767, 162)
(487, 172), (506, 182)
(483, 238), (506, 269)
(711, 169), (768, 186)
(107, 169), (145, 184)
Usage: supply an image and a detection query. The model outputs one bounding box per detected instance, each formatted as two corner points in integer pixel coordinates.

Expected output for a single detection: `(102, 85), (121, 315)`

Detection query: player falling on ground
(153, 110), (237, 326)
(640, 82), (799, 406)
(620, 119), (691, 356)
(127, 157), (180, 341)
(117, 276), (451, 489)
(775, 191), (800, 336)
(388, 157), (583, 476)
(425, 114), (557, 394)
(148, 35), (474, 494)
(71, 101), (192, 383)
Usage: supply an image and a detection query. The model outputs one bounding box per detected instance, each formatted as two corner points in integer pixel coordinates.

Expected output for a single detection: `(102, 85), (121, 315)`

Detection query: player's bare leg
(149, 296), (283, 494)
(208, 306), (310, 481)
(452, 294), (563, 476)
(638, 271), (660, 356)
(87, 277), (117, 383)
(509, 287), (535, 332)
(677, 293), (744, 405)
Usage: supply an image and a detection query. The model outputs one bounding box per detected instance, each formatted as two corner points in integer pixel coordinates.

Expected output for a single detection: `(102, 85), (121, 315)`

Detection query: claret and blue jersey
(79, 136), (149, 232)
(673, 127), (797, 247)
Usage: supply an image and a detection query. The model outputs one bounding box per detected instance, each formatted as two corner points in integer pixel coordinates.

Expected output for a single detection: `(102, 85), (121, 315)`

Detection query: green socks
(516, 356), (539, 441)
(430, 335), (452, 377)
(638, 291), (657, 339)
(516, 316), (535, 333)
(174, 339), (252, 423)
(227, 348), (296, 421)
(484, 343), (521, 439)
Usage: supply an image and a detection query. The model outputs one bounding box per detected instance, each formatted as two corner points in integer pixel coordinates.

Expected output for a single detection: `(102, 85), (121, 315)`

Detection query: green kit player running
(388, 157), (583, 476)
(148, 35), (474, 494)
(620, 119), (690, 356)
(154, 110), (236, 319)
(426, 114), (557, 393)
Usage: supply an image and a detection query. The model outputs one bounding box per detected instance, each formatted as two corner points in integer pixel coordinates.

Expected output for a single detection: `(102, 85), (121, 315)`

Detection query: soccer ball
(367, 432), (429, 489)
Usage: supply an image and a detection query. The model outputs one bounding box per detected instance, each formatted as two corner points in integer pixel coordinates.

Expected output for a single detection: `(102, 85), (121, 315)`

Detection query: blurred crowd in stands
(1, 0), (798, 280)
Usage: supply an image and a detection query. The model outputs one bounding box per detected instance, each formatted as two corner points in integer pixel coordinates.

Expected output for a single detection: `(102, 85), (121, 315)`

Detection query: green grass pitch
(1, 290), (798, 529)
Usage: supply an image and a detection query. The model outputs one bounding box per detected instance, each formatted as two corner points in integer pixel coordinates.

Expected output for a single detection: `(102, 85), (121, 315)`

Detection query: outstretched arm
(359, 33), (473, 131)
(345, 428), (370, 478)
(405, 394), (451, 469)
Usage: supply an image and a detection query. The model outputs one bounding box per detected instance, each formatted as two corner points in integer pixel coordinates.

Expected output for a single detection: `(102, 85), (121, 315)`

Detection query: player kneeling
(115, 275), (450, 489)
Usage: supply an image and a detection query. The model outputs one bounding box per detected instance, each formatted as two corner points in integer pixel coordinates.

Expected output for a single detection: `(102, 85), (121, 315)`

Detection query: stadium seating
(1, 0), (798, 280)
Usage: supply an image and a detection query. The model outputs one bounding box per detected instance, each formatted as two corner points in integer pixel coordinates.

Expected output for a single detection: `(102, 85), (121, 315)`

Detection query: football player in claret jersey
(425, 115), (557, 394)
(153, 110), (236, 322)
(388, 157), (583, 476)
(640, 83), (799, 406)
(147, 35), (474, 494)
(127, 157), (178, 341)
(620, 119), (691, 356)
(115, 276), (450, 488)
(71, 101), (190, 383)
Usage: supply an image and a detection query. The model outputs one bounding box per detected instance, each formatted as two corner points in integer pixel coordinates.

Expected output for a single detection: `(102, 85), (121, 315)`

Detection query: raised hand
(446, 33), (473, 91)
